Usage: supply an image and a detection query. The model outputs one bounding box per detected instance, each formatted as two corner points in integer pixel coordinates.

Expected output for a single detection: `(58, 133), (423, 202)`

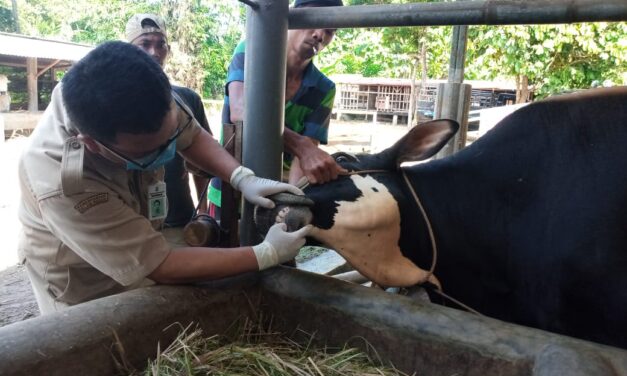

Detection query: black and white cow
(257, 87), (627, 349)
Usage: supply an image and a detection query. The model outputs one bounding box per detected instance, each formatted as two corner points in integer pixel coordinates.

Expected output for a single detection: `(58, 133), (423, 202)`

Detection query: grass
(126, 318), (412, 376)
(295, 246), (329, 264)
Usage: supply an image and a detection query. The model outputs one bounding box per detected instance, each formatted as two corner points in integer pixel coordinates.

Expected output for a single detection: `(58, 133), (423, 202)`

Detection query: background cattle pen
(0, 33), (92, 139)
(332, 74), (518, 126)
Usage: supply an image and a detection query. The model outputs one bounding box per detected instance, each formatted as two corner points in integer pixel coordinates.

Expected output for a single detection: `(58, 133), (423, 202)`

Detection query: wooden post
(407, 60), (417, 128)
(26, 57), (38, 112)
(220, 122), (242, 247)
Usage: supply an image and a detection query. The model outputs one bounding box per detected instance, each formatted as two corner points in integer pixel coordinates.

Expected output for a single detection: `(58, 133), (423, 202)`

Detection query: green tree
(10, 0), (244, 99)
(5, 0), (625, 101)
(319, 0), (450, 81)
(466, 23), (627, 99)
(0, 0), (17, 32)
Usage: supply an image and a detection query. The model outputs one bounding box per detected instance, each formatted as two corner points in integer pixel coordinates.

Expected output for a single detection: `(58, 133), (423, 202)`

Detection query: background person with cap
(209, 0), (345, 218)
(18, 42), (310, 314)
(126, 14), (211, 240)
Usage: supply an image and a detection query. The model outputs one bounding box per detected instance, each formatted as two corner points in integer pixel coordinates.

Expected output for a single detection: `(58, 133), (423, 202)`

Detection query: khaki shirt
(18, 85), (201, 314)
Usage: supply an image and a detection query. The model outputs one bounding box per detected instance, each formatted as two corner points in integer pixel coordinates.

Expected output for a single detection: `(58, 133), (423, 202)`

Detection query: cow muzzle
(254, 193), (314, 235)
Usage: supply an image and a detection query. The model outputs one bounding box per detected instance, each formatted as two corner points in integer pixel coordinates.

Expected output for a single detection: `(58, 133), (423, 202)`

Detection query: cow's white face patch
(310, 175), (431, 287)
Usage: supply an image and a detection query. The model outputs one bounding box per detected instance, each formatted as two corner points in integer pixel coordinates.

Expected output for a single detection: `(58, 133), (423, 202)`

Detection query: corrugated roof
(0, 32), (93, 62)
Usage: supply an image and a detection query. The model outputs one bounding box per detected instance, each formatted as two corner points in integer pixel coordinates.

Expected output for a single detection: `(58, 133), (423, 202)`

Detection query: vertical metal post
(241, 0), (289, 246)
(448, 25), (467, 84)
(434, 24), (471, 158)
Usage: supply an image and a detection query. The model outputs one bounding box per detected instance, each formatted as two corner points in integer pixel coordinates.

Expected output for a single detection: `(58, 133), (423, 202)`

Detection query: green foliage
(0, 1), (16, 32)
(319, 0), (451, 80)
(193, 2), (244, 99)
(16, 0), (156, 42)
(0, 66), (27, 109)
(466, 23), (627, 98)
(10, 0), (243, 99)
(0, 65), (56, 110)
(4, 0), (625, 100)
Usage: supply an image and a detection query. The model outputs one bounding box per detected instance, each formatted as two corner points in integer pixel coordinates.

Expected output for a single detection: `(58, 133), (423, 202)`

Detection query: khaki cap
(125, 14), (167, 43)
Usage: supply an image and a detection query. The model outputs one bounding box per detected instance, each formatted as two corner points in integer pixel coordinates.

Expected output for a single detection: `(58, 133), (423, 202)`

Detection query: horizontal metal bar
(289, 0), (627, 29)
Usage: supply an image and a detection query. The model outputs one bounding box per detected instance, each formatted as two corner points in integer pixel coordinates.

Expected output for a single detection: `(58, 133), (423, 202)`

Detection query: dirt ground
(0, 265), (38, 326)
(0, 116), (409, 328)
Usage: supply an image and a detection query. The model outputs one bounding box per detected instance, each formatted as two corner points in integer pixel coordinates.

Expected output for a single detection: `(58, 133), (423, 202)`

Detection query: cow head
(255, 119), (458, 287)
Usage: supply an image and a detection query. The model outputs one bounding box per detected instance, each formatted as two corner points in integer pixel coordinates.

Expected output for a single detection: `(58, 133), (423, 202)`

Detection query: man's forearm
(283, 128), (344, 184)
(284, 127), (316, 158)
(228, 81), (245, 123)
(148, 246), (258, 284)
(181, 130), (240, 183)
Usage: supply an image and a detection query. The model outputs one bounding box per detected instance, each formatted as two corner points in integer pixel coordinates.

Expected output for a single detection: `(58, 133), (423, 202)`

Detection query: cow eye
(334, 152), (357, 164)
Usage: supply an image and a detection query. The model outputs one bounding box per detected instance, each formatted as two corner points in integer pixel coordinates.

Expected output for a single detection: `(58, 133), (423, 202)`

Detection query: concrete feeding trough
(0, 268), (625, 376)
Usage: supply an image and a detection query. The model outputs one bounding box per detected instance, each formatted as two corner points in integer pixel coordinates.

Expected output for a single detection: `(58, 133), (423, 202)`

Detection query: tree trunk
(421, 42), (427, 87)
(515, 75), (530, 104)
(11, 0), (20, 33)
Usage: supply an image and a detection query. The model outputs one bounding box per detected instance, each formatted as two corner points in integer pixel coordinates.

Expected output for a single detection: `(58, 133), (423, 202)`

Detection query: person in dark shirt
(126, 14), (211, 234)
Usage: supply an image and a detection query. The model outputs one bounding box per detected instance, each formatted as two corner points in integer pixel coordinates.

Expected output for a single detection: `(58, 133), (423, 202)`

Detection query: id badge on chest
(148, 181), (167, 221)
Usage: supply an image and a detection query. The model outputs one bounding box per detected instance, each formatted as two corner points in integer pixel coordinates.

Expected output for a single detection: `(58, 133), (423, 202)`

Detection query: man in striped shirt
(210, 0), (345, 216)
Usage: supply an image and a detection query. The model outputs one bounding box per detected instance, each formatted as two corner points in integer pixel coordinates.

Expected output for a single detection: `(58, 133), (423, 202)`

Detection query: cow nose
(253, 193), (314, 235)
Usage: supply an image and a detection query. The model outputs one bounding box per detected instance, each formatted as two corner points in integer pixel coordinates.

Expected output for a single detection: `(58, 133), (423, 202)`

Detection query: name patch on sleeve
(74, 193), (109, 213)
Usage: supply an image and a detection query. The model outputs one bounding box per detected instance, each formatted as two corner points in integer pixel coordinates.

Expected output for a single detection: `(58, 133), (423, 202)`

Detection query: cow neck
(400, 169), (437, 283)
(399, 168), (482, 316)
(337, 168), (438, 283)
(340, 168), (482, 316)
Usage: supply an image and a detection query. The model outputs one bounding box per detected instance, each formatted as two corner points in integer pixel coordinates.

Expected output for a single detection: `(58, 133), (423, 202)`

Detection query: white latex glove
(230, 166), (304, 208)
(252, 223), (312, 270)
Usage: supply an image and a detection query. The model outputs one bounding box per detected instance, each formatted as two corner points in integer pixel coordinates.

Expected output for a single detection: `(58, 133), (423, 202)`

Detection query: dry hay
(124, 318), (412, 376)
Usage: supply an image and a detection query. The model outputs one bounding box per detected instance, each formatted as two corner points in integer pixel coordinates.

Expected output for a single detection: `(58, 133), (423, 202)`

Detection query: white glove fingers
(295, 237), (306, 249)
(255, 197), (276, 209)
(279, 183), (304, 196)
(292, 224), (313, 238)
(269, 222), (287, 233)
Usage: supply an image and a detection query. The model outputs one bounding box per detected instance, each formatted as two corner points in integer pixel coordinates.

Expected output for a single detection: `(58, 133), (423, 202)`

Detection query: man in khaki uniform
(18, 41), (310, 314)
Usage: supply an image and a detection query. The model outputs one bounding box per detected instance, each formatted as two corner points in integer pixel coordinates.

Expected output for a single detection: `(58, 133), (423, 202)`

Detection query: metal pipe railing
(289, 0), (627, 29)
(241, 0), (289, 246)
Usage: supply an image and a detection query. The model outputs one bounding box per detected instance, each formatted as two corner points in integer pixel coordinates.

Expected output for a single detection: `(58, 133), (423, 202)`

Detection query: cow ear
(390, 119), (459, 165)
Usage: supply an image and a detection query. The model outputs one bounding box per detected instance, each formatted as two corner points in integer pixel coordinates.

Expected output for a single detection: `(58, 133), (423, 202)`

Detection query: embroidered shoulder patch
(74, 193), (109, 213)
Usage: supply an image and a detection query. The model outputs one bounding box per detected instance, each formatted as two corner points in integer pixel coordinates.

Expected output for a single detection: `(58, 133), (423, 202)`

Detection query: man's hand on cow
(230, 166), (304, 208)
(252, 223), (312, 270)
(298, 145), (346, 184)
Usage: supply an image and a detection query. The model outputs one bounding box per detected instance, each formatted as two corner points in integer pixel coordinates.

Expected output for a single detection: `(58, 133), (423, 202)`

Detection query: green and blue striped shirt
(222, 41), (336, 145)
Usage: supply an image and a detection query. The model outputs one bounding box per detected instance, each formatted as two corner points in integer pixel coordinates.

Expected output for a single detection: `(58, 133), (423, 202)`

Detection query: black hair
(62, 41), (172, 143)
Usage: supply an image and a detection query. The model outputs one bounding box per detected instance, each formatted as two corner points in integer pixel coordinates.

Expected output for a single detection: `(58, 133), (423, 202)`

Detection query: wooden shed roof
(0, 32), (93, 69)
